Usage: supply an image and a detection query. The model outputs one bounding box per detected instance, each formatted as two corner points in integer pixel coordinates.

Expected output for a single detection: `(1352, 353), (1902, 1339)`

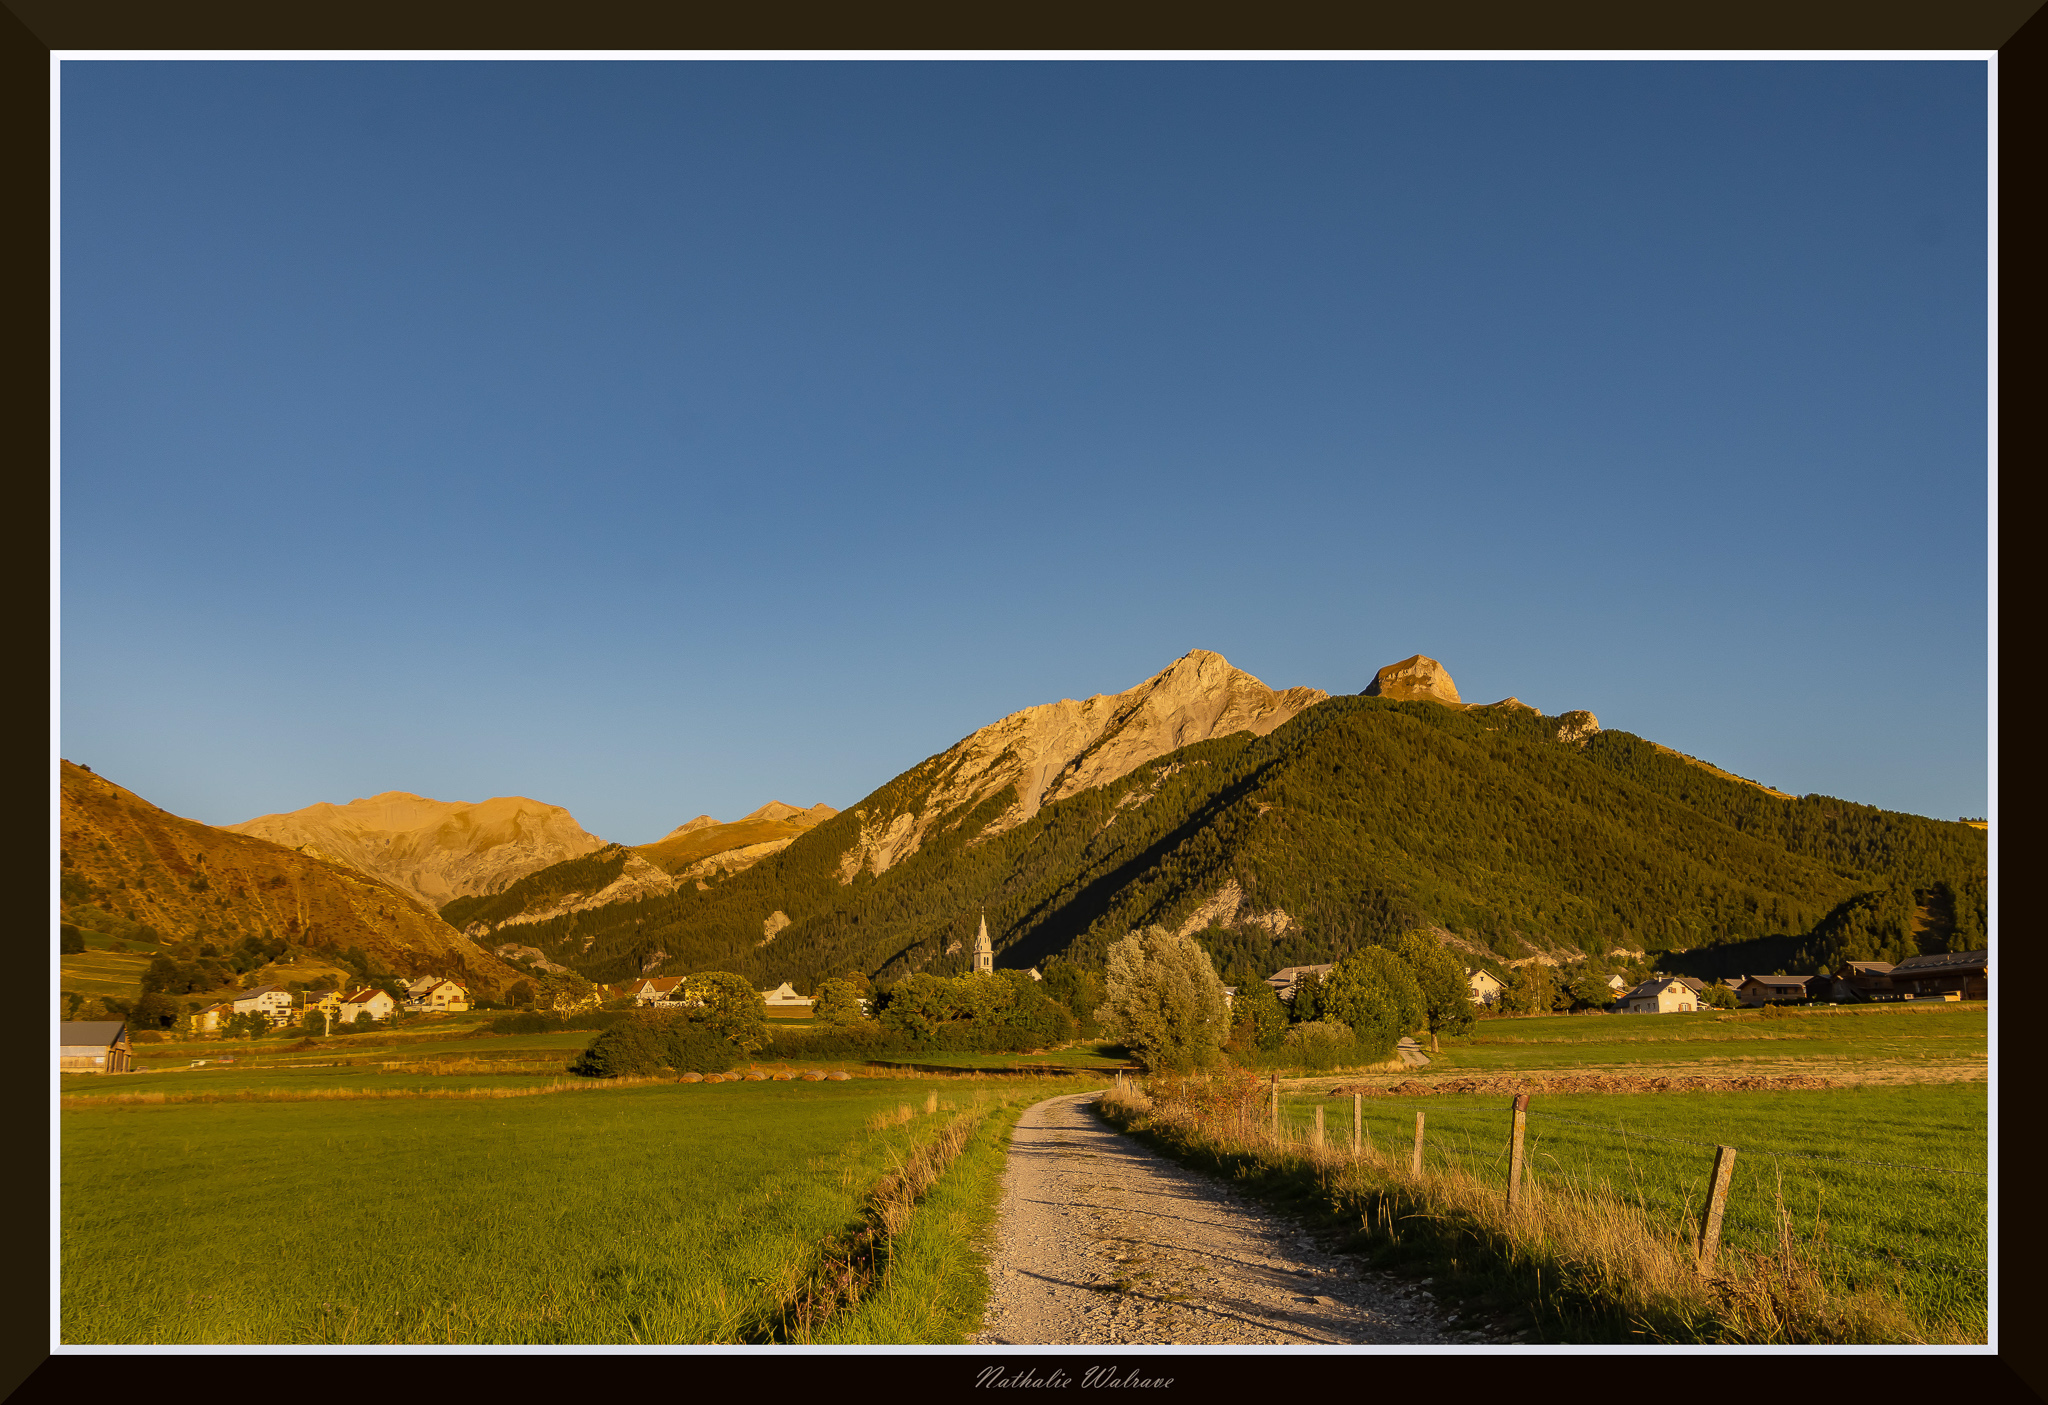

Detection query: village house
(1267, 964), (1335, 1004)
(1222, 985), (1237, 1012)
(189, 1001), (234, 1035)
(627, 976), (687, 1006)
(59, 1021), (131, 1074)
(1466, 968), (1504, 1007)
(1737, 974), (1821, 1007)
(230, 986), (297, 1027)
(403, 977), (472, 1013)
(1886, 951), (1988, 1001)
(1619, 977), (1700, 1014)
(338, 987), (397, 1024)
(760, 981), (815, 1015)
(1832, 961), (1896, 1001)
(1606, 973), (1630, 994)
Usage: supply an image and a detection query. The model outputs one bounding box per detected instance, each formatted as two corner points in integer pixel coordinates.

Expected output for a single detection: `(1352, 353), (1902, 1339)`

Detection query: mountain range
(59, 649), (1987, 1000)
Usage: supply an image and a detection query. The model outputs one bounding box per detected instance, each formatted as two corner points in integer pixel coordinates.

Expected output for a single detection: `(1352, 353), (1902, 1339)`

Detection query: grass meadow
(1430, 1005), (1987, 1079)
(1279, 1083), (1987, 1336)
(62, 1075), (1097, 1344)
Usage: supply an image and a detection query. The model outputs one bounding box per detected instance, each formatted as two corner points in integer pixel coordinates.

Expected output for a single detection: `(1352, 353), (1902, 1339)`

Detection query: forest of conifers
(442, 697), (1986, 992)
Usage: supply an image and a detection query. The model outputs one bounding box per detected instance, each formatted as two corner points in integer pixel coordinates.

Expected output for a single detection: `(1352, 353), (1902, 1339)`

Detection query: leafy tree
(60, 925), (84, 955)
(1290, 969), (1325, 1023)
(1226, 980), (1287, 1054)
(1383, 930), (1475, 1036)
(1281, 1018), (1356, 1071)
(682, 970), (770, 1052)
(128, 991), (181, 1031)
(1501, 962), (1561, 1015)
(1094, 926), (1229, 1073)
(1701, 983), (1738, 1009)
(223, 1010), (270, 1039)
(813, 977), (871, 1026)
(1319, 948), (1426, 1056)
(507, 980), (536, 1009)
(1038, 958), (1104, 1039)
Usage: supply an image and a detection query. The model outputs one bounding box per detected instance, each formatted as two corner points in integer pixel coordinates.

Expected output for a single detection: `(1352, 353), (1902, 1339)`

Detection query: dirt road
(970, 1090), (1472, 1346)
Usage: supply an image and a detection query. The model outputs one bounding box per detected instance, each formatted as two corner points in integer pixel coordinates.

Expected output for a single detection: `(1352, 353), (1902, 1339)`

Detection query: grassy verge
(1096, 1077), (1979, 1345)
(805, 1091), (1051, 1343)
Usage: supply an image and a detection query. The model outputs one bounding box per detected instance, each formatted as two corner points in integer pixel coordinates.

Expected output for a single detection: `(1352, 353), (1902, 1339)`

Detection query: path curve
(970, 1090), (1462, 1345)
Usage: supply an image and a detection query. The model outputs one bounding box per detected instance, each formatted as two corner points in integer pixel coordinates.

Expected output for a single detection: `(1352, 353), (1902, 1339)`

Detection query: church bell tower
(973, 914), (993, 974)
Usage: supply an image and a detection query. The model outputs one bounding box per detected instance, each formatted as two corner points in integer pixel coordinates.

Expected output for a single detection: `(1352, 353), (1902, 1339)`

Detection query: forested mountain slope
(447, 696), (1984, 993)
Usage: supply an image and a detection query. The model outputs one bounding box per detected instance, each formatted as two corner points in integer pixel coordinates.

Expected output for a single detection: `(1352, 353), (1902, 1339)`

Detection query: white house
(189, 1001), (234, 1035)
(1467, 968), (1505, 1007)
(760, 981), (815, 1013)
(230, 986), (296, 1027)
(627, 976), (687, 1006)
(338, 987), (397, 1024)
(1619, 978), (1699, 1014)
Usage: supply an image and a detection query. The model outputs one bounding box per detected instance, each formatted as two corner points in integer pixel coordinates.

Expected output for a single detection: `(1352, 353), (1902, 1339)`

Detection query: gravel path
(970, 1090), (1470, 1346)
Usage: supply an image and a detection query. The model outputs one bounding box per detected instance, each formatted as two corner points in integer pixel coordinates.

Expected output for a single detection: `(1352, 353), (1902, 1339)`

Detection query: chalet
(404, 978), (471, 1013)
(1831, 961), (1896, 1001)
(338, 987), (397, 1023)
(1619, 978), (1699, 1014)
(1605, 974), (1629, 993)
(1887, 951), (1988, 1002)
(1222, 986), (1238, 1012)
(1737, 974), (1820, 1007)
(231, 986), (297, 1026)
(628, 976), (687, 1006)
(1466, 968), (1505, 1007)
(59, 1021), (131, 1074)
(1267, 964), (1335, 1003)
(760, 981), (815, 1015)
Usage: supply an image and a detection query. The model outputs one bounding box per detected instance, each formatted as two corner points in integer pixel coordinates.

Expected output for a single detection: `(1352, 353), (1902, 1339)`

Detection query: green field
(1279, 1082), (1987, 1335)
(62, 1075), (1096, 1344)
(59, 949), (162, 1002)
(1423, 1005), (1987, 1078)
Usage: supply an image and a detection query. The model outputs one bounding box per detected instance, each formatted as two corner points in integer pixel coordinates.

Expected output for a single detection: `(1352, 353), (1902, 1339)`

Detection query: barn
(59, 1021), (132, 1074)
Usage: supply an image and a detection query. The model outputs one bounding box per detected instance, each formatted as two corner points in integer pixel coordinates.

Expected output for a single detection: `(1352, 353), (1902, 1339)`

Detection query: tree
(1290, 969), (1325, 1023)
(1501, 962), (1560, 1015)
(1093, 926), (1230, 1073)
(60, 925), (85, 955)
(1225, 980), (1288, 1055)
(1038, 959), (1105, 1039)
(682, 970), (769, 1052)
(1702, 983), (1738, 1010)
(508, 980), (536, 1009)
(813, 976), (871, 1026)
(223, 1010), (270, 1039)
(1384, 931), (1475, 1036)
(128, 991), (181, 1031)
(1319, 948), (1427, 1057)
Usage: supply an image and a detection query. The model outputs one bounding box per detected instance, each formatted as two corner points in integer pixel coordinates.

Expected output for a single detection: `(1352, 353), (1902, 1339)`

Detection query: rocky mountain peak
(1363, 654), (1463, 706)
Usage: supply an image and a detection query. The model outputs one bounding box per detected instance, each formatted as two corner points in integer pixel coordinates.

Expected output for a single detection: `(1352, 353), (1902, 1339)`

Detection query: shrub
(60, 925), (85, 955)
(1279, 1019), (1358, 1071)
(569, 1012), (740, 1077)
(812, 977), (870, 1026)
(1225, 980), (1288, 1054)
(1319, 948), (1426, 1058)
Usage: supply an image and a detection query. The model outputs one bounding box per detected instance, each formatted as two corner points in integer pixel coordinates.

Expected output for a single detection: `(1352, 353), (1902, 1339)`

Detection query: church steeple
(973, 913), (993, 973)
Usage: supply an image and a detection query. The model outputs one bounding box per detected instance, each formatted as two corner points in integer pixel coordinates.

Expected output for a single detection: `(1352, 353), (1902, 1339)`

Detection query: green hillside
(444, 697), (1985, 992)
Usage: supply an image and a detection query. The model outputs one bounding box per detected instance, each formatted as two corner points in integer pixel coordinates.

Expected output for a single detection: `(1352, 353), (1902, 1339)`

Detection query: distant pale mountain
(226, 792), (606, 908)
(60, 762), (525, 996)
(443, 800), (838, 938)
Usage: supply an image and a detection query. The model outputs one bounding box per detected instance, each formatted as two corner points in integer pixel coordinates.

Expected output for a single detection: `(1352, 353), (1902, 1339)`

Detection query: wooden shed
(59, 1021), (131, 1074)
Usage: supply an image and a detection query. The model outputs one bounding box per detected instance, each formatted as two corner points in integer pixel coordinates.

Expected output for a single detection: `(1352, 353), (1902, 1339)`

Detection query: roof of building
(638, 976), (686, 995)
(1844, 961), (1896, 974)
(1672, 976), (1709, 994)
(234, 985), (290, 1000)
(974, 914), (992, 955)
(339, 987), (389, 1004)
(1621, 978), (1691, 1001)
(1268, 964), (1336, 986)
(1743, 974), (1815, 989)
(1889, 951), (1989, 975)
(59, 1021), (128, 1045)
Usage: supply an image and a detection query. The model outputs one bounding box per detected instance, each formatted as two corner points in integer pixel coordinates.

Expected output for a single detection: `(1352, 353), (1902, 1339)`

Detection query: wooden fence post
(1411, 1110), (1425, 1176)
(1697, 1145), (1738, 1275)
(1312, 1104), (1325, 1150)
(1352, 1093), (1362, 1158)
(1505, 1093), (1529, 1209)
(1270, 1073), (1280, 1144)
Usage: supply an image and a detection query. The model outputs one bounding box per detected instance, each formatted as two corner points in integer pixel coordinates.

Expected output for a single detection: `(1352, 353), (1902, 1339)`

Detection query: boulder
(678, 1071), (703, 1083)
(1555, 710), (1601, 745)
(1363, 655), (1463, 706)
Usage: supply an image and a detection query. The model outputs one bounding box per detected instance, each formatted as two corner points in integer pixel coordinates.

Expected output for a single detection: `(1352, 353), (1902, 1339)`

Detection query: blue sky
(60, 60), (1990, 842)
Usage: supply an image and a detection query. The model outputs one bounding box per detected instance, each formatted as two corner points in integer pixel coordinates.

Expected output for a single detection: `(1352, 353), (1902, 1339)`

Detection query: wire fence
(1258, 1085), (1989, 1321)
